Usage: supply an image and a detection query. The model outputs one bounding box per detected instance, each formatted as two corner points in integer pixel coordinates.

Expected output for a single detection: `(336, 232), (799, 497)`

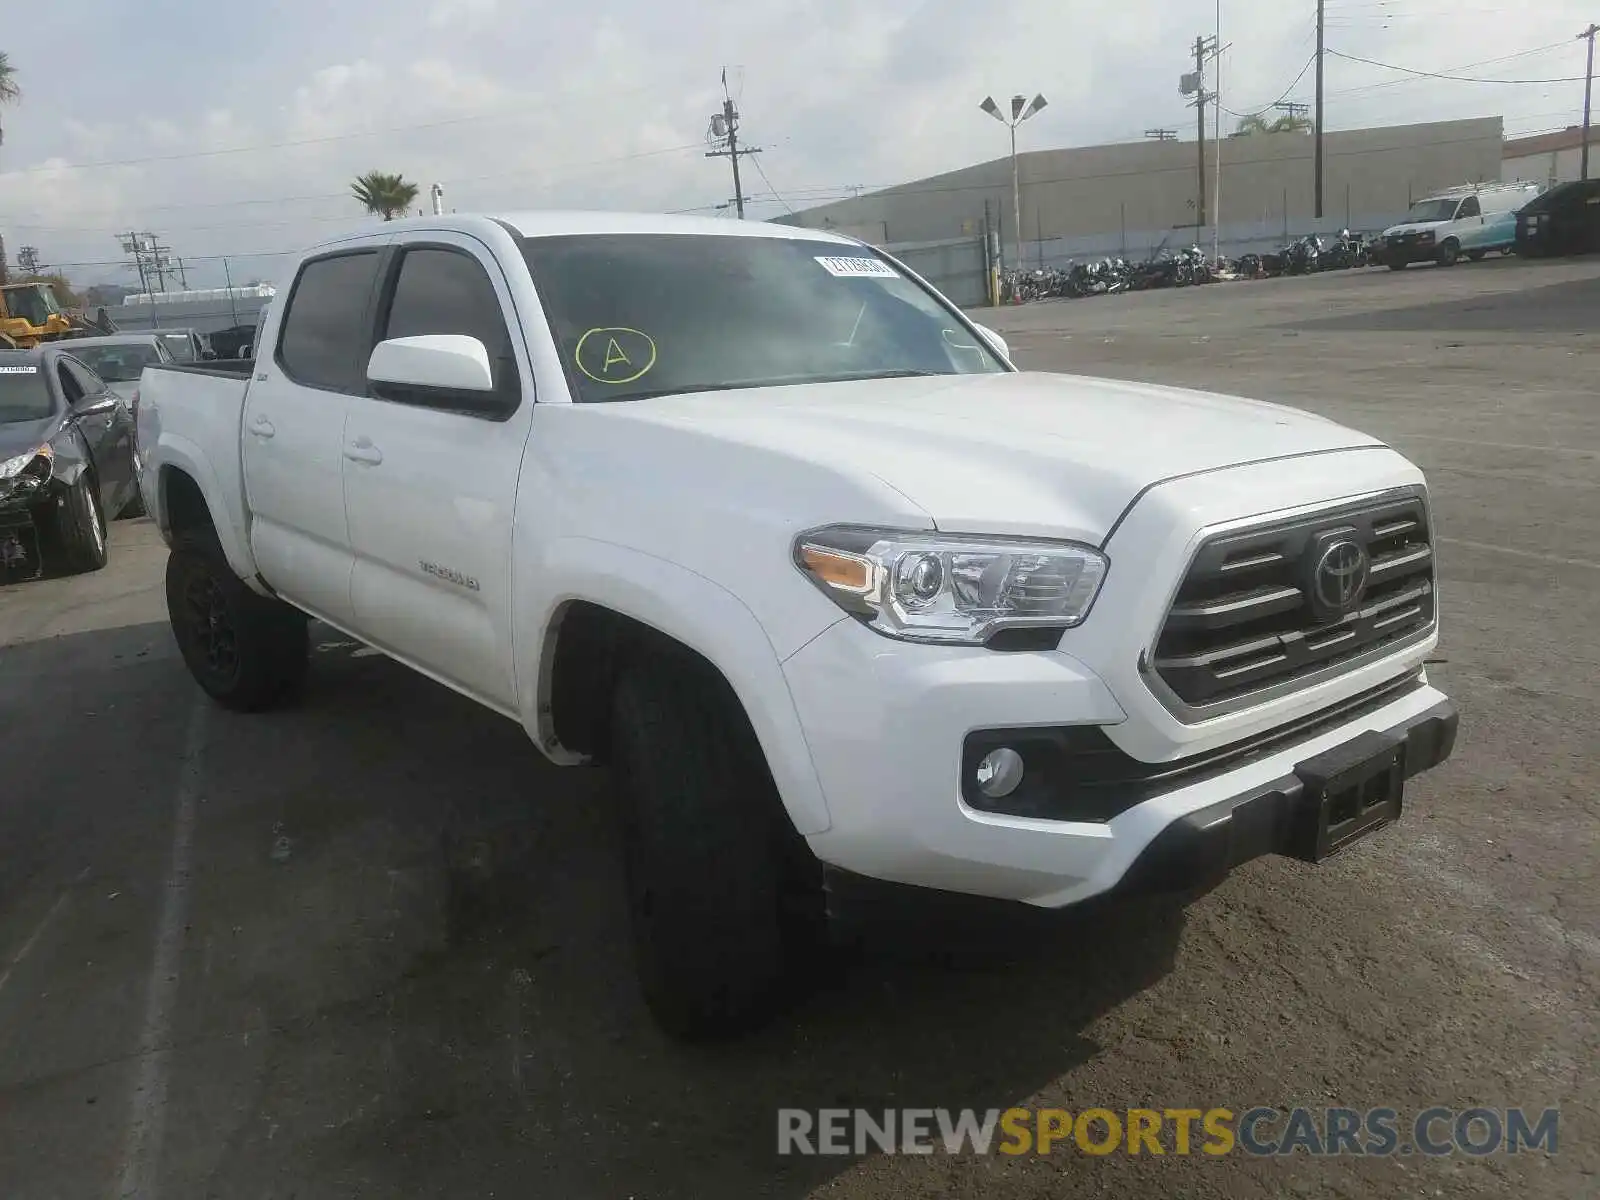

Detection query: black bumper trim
(1113, 697), (1458, 897)
(962, 674), (1427, 823)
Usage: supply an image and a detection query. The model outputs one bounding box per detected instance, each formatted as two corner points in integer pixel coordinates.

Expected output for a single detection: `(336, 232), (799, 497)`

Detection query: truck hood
(1383, 221), (1443, 237)
(0, 415), (64, 463)
(610, 371), (1382, 543)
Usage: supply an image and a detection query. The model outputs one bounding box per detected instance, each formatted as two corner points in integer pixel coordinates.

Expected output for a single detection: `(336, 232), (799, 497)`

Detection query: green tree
(0, 51), (18, 146)
(1234, 112), (1313, 136)
(351, 171), (420, 221)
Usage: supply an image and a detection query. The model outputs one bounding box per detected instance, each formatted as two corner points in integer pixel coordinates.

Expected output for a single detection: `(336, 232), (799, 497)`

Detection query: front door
(58, 358), (135, 515)
(341, 234), (534, 710)
(241, 245), (388, 628)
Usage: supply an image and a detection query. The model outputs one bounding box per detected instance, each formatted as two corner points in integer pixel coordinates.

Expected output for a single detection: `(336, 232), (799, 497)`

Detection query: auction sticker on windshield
(815, 256), (899, 278)
(0, 366), (39, 373)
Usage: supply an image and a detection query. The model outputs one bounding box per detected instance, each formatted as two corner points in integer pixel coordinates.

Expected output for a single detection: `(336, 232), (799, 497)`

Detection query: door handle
(344, 439), (383, 466)
(249, 416), (276, 439)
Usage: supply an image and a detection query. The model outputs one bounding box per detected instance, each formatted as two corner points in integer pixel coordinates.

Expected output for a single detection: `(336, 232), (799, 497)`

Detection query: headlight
(795, 525), (1108, 645)
(0, 444), (52, 481)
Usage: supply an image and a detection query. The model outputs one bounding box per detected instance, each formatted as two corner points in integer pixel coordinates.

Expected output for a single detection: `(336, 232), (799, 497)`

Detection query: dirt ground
(1, 255), (1595, 1198)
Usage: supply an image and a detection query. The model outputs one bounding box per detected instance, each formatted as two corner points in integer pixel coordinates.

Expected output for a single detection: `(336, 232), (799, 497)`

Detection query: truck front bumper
(783, 615), (1457, 909)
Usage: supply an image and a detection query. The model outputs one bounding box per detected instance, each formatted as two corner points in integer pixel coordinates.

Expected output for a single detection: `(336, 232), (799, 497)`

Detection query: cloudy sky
(1, 0), (1593, 288)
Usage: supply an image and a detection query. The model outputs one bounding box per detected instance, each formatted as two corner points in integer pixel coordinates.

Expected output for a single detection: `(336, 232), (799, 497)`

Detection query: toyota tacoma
(132, 213), (1458, 1037)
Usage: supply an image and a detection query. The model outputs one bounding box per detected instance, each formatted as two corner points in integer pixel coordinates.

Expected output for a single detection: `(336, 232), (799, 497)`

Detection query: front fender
(150, 434), (261, 589)
(515, 536), (835, 836)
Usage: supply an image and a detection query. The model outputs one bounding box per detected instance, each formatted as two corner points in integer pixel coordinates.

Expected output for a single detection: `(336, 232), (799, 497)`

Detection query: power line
(1326, 47), (1586, 85)
(0, 76), (703, 179)
(0, 142), (714, 233)
(1223, 53), (1318, 118)
(1323, 40), (1579, 100)
(748, 156), (794, 214)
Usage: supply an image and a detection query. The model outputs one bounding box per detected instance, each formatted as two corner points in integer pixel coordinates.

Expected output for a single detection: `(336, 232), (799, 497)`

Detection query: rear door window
(276, 251), (382, 393)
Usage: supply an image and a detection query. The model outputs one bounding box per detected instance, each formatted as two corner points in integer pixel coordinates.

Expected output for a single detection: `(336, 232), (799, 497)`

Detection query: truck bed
(135, 360), (257, 580)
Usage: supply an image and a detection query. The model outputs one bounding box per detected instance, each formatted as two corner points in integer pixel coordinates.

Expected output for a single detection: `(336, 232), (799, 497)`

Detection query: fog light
(975, 747), (1025, 799)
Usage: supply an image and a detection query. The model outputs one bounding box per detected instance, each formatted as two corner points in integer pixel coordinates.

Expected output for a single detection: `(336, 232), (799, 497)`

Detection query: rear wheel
(166, 537), (308, 711)
(49, 474), (108, 575)
(1467, 249), (1487, 262)
(1387, 261), (1407, 271)
(609, 651), (824, 1040)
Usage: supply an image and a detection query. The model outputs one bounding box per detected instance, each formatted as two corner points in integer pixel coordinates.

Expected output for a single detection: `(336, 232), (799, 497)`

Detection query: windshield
(69, 343), (163, 383)
(2, 285), (62, 327)
(159, 333), (198, 362)
(0, 366), (55, 423)
(518, 233), (1007, 403)
(1406, 198), (1460, 223)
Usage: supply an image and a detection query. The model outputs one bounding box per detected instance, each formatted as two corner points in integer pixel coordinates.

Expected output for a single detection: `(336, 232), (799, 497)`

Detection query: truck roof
(301, 210), (860, 257)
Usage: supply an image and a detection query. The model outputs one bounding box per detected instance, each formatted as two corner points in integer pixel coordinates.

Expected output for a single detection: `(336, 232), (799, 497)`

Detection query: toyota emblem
(1313, 539), (1369, 613)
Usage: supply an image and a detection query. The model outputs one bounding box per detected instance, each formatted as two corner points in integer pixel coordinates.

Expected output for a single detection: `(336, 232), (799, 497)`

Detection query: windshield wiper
(818, 369), (952, 383)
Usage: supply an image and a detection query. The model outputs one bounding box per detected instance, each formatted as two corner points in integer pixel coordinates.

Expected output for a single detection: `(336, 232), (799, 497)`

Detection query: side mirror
(973, 323), (1010, 361)
(367, 334), (506, 414)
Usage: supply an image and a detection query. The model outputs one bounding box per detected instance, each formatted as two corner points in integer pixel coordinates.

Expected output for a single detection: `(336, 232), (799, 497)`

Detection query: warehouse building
(775, 117), (1504, 305)
(1501, 126), (1600, 189)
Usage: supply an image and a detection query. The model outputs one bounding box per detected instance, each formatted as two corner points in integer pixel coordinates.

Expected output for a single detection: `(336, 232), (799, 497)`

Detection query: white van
(1381, 181), (1544, 269)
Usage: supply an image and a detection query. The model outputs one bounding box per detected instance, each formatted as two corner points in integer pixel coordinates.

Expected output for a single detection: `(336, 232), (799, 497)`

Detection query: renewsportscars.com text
(777, 1106), (1560, 1157)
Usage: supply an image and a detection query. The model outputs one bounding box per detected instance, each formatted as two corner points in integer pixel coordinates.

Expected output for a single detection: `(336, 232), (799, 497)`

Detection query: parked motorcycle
(1282, 234), (1323, 275)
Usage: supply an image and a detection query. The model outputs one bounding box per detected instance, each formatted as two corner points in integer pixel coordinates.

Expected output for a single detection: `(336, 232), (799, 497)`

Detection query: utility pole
(1180, 36), (1218, 229)
(117, 232), (152, 295)
(1195, 36), (1208, 229)
(1315, 0), (1326, 218)
(706, 69), (761, 219)
(1582, 24), (1598, 181)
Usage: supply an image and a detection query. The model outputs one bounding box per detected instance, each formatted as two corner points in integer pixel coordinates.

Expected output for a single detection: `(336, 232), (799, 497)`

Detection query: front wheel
(1436, 240), (1461, 266)
(609, 653), (823, 1040)
(49, 474), (108, 574)
(166, 541), (309, 711)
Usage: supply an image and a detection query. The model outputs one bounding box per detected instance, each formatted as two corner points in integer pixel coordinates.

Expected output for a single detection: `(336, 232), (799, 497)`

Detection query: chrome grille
(1150, 492), (1436, 713)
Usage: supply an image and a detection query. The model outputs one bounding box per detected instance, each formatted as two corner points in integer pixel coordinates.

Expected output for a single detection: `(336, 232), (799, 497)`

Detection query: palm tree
(350, 171), (420, 221)
(0, 52), (20, 147)
(1234, 112), (1313, 137)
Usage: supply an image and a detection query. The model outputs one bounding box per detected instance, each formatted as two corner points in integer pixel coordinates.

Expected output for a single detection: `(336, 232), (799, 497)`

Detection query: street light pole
(1010, 122), (1021, 276)
(980, 93), (1048, 276)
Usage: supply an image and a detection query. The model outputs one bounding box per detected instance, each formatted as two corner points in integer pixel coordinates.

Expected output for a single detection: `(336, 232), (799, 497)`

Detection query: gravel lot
(1, 255), (1595, 1199)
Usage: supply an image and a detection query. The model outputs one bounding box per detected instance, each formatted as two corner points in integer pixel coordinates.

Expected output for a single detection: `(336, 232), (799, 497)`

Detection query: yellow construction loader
(0, 281), (116, 347)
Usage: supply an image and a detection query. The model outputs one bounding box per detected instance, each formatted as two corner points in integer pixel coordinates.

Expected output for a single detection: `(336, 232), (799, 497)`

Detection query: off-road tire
(166, 535), (308, 712)
(50, 473), (109, 574)
(609, 652), (823, 1040)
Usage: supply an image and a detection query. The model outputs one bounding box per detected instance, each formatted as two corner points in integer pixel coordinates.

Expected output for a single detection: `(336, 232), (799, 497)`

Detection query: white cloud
(428, 0), (497, 29)
(0, 0), (1592, 287)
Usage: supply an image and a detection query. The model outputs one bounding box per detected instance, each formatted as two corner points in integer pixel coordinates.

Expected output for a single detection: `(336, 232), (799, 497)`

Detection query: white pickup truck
(135, 212), (1458, 1037)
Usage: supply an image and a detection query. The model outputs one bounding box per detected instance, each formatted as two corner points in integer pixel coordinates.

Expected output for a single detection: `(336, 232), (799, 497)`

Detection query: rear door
(341, 233), (533, 710)
(242, 243), (388, 626)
